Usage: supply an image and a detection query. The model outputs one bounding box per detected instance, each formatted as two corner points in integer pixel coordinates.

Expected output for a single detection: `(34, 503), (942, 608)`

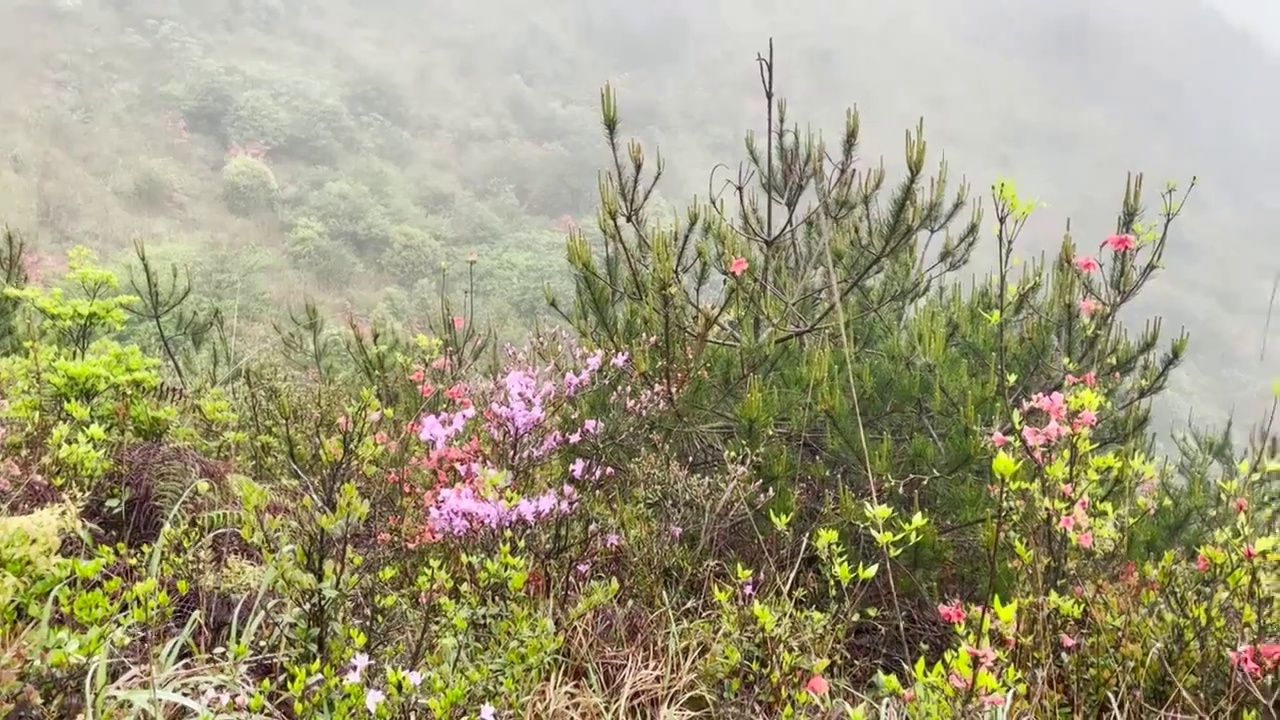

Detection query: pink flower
(980, 694), (1006, 707)
(1060, 633), (1077, 649)
(1103, 233), (1136, 252)
(902, 689), (916, 703)
(1233, 497), (1248, 513)
(452, 316), (465, 330)
(604, 533), (621, 548)
(1196, 554), (1210, 573)
(948, 671), (970, 690)
(480, 704), (497, 720)
(1074, 255), (1101, 272)
(805, 674), (829, 695)
(938, 600), (966, 624)
(990, 431), (1009, 447)
(729, 256), (749, 277)
(965, 645), (998, 667)
(365, 688), (385, 714)
(406, 670), (422, 687)
(1076, 531), (1094, 549)
(1072, 409), (1098, 430)
(1079, 297), (1103, 317)
(1243, 545), (1258, 561)
(1058, 515), (1075, 530)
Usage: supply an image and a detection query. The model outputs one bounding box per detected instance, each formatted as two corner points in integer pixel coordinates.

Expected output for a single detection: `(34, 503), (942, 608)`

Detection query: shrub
(304, 179), (392, 255)
(286, 216), (364, 285)
(220, 155), (278, 217)
(379, 224), (443, 287)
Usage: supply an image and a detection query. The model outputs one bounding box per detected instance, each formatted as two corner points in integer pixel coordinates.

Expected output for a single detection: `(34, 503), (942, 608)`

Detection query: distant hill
(1, 0), (1277, 435)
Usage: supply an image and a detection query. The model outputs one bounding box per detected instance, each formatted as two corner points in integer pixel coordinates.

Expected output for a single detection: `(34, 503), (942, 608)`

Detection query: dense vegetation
(1, 31), (1278, 716)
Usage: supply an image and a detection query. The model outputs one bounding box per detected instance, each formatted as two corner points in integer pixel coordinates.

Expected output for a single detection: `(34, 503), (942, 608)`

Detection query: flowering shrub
(3, 56), (1280, 720)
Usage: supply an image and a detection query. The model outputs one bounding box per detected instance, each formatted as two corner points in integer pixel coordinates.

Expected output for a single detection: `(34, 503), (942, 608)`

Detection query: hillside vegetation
(0, 0), (1279, 717)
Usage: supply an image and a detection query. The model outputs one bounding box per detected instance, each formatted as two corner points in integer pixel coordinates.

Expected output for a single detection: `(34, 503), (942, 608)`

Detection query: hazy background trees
(1, 0), (1277, 441)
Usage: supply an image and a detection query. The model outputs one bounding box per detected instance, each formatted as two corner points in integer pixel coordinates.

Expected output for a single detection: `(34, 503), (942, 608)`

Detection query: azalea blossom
(452, 316), (465, 329)
(938, 600), (966, 624)
(990, 431), (1009, 447)
(1196, 554), (1210, 573)
(729, 256), (749, 277)
(1079, 297), (1103, 317)
(804, 674), (829, 695)
(1102, 233), (1136, 252)
(1076, 531), (1094, 549)
(1074, 255), (1101, 272)
(365, 688), (385, 714)
(1060, 633), (1077, 649)
(480, 703), (497, 720)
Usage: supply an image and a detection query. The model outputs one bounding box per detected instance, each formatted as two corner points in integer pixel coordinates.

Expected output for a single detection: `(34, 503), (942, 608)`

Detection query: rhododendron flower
(1197, 554), (1210, 573)
(990, 431), (1009, 447)
(350, 653), (371, 675)
(452, 316), (465, 329)
(902, 690), (916, 703)
(480, 703), (497, 720)
(406, 670), (422, 687)
(729, 256), (749, 277)
(1060, 633), (1077, 649)
(1079, 297), (1103, 317)
(1072, 409), (1098, 430)
(1243, 544), (1257, 560)
(1074, 255), (1100, 272)
(805, 674), (829, 695)
(966, 645), (997, 667)
(1103, 233), (1136, 252)
(365, 689), (385, 714)
(1233, 497), (1248, 513)
(980, 694), (1006, 707)
(1058, 514), (1075, 530)
(604, 533), (620, 548)
(938, 600), (966, 624)
(948, 671), (970, 690)
(1076, 531), (1094, 549)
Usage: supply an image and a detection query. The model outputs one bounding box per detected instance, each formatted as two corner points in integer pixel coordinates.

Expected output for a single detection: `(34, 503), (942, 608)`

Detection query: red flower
(452, 316), (465, 330)
(1074, 255), (1100, 272)
(1102, 233), (1136, 252)
(729, 256), (749, 277)
(804, 674), (829, 695)
(938, 600), (966, 624)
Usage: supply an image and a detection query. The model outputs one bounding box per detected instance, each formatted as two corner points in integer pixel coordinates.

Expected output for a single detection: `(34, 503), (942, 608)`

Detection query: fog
(1, 0), (1277, 438)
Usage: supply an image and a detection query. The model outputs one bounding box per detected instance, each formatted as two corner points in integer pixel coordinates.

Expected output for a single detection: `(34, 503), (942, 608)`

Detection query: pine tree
(552, 43), (1190, 589)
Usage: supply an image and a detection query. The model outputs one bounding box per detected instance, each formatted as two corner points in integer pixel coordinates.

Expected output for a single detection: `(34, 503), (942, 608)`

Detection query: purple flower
(480, 704), (497, 720)
(365, 688), (385, 714)
(605, 533), (621, 548)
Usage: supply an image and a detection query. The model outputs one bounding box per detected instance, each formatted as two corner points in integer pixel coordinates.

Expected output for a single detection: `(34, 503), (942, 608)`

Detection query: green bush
(379, 224), (442, 286)
(304, 179), (392, 255)
(286, 216), (364, 284)
(220, 155), (279, 217)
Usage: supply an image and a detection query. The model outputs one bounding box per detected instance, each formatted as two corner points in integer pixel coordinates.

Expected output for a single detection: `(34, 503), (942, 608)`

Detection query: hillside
(0, 1), (1278, 716)
(1, 0), (1278, 429)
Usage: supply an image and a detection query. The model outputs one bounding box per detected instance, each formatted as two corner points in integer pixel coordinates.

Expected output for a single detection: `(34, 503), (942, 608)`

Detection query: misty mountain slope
(0, 0), (1276, 432)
